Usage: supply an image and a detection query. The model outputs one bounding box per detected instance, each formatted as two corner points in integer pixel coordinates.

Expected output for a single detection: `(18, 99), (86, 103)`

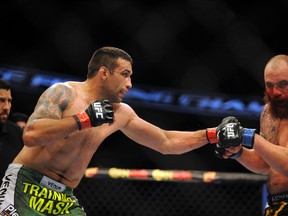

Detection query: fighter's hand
(214, 143), (243, 159)
(73, 99), (114, 130)
(217, 122), (256, 148)
(206, 116), (239, 144)
(217, 121), (242, 148)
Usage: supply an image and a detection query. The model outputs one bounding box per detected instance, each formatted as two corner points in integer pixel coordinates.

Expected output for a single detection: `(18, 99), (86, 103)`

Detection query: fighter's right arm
(23, 83), (79, 147)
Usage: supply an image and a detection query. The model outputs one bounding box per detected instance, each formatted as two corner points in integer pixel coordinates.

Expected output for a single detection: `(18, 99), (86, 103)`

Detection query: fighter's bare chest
(261, 119), (288, 147)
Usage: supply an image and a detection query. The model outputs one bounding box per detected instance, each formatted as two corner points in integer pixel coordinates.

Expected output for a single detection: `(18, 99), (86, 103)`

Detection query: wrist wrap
(206, 128), (219, 144)
(73, 112), (92, 130)
(242, 128), (256, 148)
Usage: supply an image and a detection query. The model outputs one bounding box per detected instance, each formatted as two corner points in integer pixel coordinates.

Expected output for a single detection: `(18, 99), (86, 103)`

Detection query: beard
(0, 111), (9, 121)
(263, 91), (288, 119)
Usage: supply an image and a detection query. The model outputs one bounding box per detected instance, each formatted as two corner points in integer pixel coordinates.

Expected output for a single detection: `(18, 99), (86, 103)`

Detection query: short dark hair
(87, 46), (133, 78)
(0, 79), (11, 90)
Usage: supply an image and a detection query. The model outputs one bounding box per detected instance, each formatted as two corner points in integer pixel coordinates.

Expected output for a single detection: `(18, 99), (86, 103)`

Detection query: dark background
(1, 0), (287, 172)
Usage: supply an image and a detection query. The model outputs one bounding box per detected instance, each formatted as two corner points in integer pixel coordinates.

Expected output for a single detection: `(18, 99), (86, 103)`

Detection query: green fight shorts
(0, 163), (86, 216)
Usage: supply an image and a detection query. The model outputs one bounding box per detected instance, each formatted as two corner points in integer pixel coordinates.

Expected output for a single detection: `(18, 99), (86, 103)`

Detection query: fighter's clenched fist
(206, 116), (239, 144)
(216, 117), (256, 149)
(73, 99), (114, 130)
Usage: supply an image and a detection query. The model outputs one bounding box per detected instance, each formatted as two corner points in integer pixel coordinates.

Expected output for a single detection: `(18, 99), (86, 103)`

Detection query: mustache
(264, 91), (288, 119)
(0, 111), (9, 115)
(264, 91), (288, 106)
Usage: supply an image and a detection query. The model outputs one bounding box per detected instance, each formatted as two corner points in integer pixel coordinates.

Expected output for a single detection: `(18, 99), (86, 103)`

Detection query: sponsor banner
(0, 65), (264, 119)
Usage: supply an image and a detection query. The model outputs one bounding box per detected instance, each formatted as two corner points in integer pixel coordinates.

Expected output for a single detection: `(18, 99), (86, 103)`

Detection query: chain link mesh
(75, 177), (264, 216)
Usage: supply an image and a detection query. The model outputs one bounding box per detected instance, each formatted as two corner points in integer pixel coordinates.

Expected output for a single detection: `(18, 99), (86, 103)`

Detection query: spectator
(0, 79), (23, 185)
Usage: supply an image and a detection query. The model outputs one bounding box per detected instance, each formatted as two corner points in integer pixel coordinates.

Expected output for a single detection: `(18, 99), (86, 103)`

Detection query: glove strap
(73, 112), (92, 130)
(242, 129), (256, 148)
(206, 128), (219, 144)
(229, 147), (243, 159)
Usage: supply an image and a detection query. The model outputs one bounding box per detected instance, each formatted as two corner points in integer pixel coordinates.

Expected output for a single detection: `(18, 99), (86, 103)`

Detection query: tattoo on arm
(260, 105), (276, 142)
(28, 84), (74, 123)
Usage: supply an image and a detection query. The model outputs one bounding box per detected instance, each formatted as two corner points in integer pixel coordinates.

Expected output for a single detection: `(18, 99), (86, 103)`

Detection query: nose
(272, 86), (283, 97)
(126, 77), (132, 89)
(3, 100), (11, 110)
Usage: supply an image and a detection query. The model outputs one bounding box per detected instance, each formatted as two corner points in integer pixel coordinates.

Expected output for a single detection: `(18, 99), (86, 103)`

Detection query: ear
(99, 67), (109, 81)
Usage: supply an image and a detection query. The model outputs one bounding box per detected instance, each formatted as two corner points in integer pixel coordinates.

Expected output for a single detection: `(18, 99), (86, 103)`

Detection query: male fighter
(215, 54), (288, 216)
(0, 46), (219, 215)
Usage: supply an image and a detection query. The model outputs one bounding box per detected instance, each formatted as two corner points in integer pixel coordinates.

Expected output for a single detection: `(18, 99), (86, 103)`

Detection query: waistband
(7, 163), (73, 193)
(268, 191), (288, 205)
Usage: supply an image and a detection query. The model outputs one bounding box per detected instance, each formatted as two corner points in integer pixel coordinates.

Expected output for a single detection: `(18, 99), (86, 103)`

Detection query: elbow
(154, 145), (171, 155)
(22, 121), (42, 147)
(256, 168), (270, 175)
(158, 144), (182, 155)
(22, 131), (39, 147)
(159, 149), (171, 155)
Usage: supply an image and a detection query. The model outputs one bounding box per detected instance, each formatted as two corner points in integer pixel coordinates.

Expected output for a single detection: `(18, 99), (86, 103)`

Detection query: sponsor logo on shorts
(40, 176), (65, 192)
(0, 174), (12, 207)
(271, 193), (288, 202)
(0, 204), (19, 216)
(22, 182), (75, 215)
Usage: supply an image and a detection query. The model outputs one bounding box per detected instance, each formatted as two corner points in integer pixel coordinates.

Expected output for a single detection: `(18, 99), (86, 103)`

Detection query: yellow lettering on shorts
(30, 184), (40, 196)
(23, 183), (75, 215)
(38, 187), (48, 198)
(22, 182), (32, 193)
(60, 202), (74, 214)
(53, 191), (63, 201)
(39, 200), (54, 214)
(29, 196), (75, 215)
(52, 202), (65, 215)
(29, 196), (45, 211)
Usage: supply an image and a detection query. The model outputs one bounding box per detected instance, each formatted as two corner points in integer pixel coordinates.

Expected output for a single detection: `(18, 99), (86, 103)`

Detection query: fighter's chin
(116, 94), (126, 103)
(116, 97), (123, 103)
(110, 97), (122, 103)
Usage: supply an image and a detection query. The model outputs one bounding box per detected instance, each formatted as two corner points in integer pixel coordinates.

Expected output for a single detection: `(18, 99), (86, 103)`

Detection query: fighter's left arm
(120, 103), (209, 155)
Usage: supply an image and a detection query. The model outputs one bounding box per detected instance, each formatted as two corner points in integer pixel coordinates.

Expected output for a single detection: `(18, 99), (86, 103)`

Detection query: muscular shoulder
(260, 104), (278, 139)
(32, 82), (77, 120)
(113, 102), (138, 124)
(114, 102), (136, 115)
(260, 104), (272, 122)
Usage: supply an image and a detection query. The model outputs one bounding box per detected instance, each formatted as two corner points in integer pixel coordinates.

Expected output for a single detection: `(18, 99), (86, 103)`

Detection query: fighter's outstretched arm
(120, 104), (210, 155)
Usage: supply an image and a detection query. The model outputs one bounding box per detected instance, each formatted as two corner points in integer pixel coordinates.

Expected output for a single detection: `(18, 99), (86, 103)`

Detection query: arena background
(1, 0), (286, 172)
(1, 0), (287, 170)
(0, 1), (287, 214)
